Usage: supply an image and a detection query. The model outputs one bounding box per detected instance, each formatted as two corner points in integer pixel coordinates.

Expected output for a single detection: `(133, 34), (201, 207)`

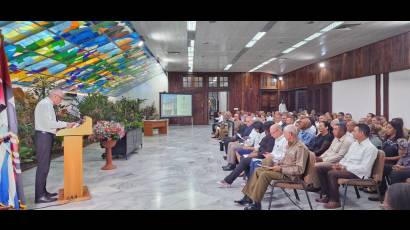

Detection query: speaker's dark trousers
(34, 131), (55, 199)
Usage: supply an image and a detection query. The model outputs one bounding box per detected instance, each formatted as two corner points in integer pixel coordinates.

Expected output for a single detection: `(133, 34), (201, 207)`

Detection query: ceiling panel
(1, 21), (165, 95)
(132, 21), (410, 75)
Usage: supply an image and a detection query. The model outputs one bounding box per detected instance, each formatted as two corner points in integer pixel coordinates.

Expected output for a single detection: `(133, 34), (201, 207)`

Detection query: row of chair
(267, 150), (385, 210)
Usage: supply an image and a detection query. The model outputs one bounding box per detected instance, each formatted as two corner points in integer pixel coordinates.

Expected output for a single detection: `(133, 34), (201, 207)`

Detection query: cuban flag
(0, 31), (26, 209)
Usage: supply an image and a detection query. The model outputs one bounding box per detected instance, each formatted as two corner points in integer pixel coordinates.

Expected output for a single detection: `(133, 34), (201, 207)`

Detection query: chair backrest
(371, 150), (385, 182)
(226, 120), (235, 137)
(302, 151), (317, 185)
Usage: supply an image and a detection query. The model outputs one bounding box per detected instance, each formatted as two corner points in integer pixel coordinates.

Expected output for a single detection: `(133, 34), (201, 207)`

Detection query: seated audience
(315, 124), (378, 209)
(309, 121), (334, 156)
(212, 123), (229, 140)
(346, 120), (357, 139)
(324, 112), (333, 122)
(248, 124), (288, 179)
(298, 117), (316, 149)
(308, 116), (317, 134)
(222, 116), (254, 167)
(313, 123), (354, 189)
(235, 122), (266, 163)
(371, 116), (381, 126)
(366, 113), (376, 125)
(274, 113), (282, 125)
(235, 125), (310, 210)
(387, 139), (410, 185)
(369, 119), (405, 201)
(391, 117), (409, 139)
(345, 113), (353, 123)
(223, 121), (263, 171)
(380, 116), (388, 128)
(266, 112), (273, 122)
(213, 112), (224, 132)
(218, 122), (278, 187)
(281, 114), (287, 129)
(382, 183), (410, 210)
(285, 115), (295, 127)
(337, 112), (345, 122)
(231, 113), (243, 135)
(369, 124), (383, 149)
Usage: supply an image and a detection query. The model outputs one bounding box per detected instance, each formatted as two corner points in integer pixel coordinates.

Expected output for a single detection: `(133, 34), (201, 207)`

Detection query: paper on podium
(56, 116), (93, 136)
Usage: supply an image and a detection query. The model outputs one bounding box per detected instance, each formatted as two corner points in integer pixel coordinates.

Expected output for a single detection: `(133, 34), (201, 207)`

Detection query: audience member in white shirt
(315, 124), (378, 209)
(312, 123), (354, 189)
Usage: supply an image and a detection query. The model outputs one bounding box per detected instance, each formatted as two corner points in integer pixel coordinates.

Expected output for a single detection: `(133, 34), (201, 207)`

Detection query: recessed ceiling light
(304, 32), (322, 41)
(282, 47), (296, 54)
(319, 62), (325, 68)
(245, 31), (266, 48)
(320, 21), (344, 32)
(278, 76), (283, 81)
(187, 21), (196, 31)
(292, 40), (307, 48)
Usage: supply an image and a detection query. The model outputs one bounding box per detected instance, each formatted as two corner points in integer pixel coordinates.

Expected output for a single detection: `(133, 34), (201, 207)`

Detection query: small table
(143, 120), (168, 136)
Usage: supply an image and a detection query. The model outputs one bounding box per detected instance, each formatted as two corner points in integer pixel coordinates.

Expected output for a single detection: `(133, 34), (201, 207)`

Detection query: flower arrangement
(92, 121), (125, 141)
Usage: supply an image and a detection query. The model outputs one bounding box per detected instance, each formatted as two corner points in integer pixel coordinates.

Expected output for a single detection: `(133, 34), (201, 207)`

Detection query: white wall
(116, 73), (168, 111)
(389, 69), (410, 128)
(332, 76), (376, 122)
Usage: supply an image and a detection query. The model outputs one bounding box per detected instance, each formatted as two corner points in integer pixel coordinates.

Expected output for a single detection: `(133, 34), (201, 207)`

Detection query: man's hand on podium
(67, 122), (77, 128)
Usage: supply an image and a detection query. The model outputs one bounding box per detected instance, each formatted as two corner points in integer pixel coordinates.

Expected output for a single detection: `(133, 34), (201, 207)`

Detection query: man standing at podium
(34, 89), (76, 203)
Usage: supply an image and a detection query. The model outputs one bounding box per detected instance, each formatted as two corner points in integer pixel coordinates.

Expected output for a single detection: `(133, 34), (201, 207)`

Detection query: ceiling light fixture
(278, 76), (283, 81)
(245, 31), (266, 48)
(319, 62), (325, 68)
(292, 40), (307, 48)
(282, 47), (296, 54)
(320, 21), (344, 32)
(187, 21), (196, 31)
(304, 32), (323, 41)
(248, 57), (277, 72)
(224, 64), (232, 71)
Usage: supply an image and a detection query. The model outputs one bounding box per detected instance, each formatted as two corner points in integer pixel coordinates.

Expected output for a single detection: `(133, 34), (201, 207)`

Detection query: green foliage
(76, 93), (116, 124)
(141, 102), (159, 120)
(112, 97), (145, 130)
(30, 77), (56, 103)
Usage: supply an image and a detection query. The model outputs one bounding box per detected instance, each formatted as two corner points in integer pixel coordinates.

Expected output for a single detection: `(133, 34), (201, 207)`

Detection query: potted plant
(109, 97), (145, 159)
(92, 121), (125, 170)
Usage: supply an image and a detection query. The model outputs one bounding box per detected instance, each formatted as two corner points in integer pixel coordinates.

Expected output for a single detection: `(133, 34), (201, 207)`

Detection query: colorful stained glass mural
(0, 21), (164, 96)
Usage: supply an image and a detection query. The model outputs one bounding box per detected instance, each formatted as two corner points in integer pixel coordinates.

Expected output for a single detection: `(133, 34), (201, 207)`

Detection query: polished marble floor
(22, 125), (382, 210)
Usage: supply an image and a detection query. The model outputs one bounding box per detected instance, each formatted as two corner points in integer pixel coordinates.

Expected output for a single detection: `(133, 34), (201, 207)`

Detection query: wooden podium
(56, 116), (93, 203)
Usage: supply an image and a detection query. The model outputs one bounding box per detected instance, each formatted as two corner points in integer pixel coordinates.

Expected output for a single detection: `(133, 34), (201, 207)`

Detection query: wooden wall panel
(168, 72), (260, 125)
(283, 31), (410, 89)
(167, 31), (410, 124)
